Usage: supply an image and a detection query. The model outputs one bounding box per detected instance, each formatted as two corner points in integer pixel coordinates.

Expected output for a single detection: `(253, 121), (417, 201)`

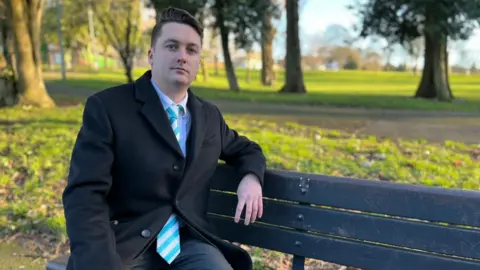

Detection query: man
(62, 7), (266, 270)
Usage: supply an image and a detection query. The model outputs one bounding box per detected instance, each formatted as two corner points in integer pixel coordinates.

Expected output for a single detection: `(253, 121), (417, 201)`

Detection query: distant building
(324, 61), (340, 71)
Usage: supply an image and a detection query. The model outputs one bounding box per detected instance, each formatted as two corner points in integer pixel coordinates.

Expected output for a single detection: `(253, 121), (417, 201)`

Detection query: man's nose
(176, 49), (187, 63)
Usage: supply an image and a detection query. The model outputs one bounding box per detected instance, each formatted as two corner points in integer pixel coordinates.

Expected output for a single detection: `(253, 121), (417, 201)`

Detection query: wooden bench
(47, 164), (480, 270)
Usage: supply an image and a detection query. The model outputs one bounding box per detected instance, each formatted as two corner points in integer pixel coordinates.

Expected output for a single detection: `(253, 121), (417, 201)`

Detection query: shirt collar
(150, 78), (188, 115)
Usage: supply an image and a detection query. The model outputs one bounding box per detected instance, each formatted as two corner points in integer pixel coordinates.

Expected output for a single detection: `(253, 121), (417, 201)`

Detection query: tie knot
(166, 104), (184, 119)
(177, 104), (185, 117)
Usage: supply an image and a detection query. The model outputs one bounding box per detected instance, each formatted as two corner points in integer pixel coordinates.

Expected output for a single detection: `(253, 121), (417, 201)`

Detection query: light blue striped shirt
(151, 79), (191, 156)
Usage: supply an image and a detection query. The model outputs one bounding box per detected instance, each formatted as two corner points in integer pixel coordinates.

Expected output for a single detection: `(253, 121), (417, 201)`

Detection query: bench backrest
(207, 164), (480, 270)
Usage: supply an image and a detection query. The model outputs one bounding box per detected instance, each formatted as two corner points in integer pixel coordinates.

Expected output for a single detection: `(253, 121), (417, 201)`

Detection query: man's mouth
(172, 67), (188, 74)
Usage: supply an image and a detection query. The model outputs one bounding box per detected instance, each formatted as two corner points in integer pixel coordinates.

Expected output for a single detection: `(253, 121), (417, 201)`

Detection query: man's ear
(148, 48), (153, 66)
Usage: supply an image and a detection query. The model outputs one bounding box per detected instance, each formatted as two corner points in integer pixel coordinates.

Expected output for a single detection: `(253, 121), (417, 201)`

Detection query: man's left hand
(234, 173), (263, 225)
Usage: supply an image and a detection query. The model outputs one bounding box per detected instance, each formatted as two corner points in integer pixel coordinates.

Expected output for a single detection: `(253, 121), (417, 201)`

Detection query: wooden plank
(210, 164), (480, 227)
(208, 215), (480, 270)
(208, 191), (480, 260)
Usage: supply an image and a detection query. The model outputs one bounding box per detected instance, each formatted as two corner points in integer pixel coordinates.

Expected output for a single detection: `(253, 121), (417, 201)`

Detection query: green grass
(1, 104), (479, 235)
(1, 104), (480, 268)
(0, 242), (45, 270)
(44, 68), (480, 112)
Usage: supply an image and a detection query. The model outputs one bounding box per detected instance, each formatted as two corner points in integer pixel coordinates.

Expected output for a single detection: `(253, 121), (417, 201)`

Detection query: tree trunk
(1, 7), (17, 79)
(1, 20), (9, 66)
(444, 46), (453, 98)
(217, 9), (239, 92)
(414, 9), (453, 101)
(47, 51), (54, 70)
(29, 0), (44, 78)
(200, 57), (208, 81)
(126, 64), (133, 83)
(280, 0), (306, 93)
(261, 7), (275, 86)
(120, 53), (134, 83)
(0, 19), (18, 107)
(6, 0), (55, 108)
(104, 46), (108, 69)
(2, 22), (13, 74)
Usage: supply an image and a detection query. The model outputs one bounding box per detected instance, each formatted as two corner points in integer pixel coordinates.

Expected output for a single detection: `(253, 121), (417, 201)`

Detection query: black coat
(62, 70), (267, 270)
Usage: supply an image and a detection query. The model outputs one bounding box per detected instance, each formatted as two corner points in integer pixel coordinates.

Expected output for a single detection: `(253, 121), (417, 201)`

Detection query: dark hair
(150, 7), (203, 47)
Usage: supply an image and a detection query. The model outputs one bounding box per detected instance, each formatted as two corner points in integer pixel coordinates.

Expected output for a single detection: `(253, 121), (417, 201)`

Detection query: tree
(210, 0), (240, 91)
(471, 63), (478, 74)
(206, 27), (221, 76)
(0, 1), (17, 107)
(91, 0), (144, 83)
(361, 50), (383, 71)
(214, 0), (281, 87)
(205, 0), (275, 91)
(42, 0), (92, 69)
(261, 0), (281, 86)
(227, 0), (279, 87)
(279, 0), (306, 93)
(406, 37), (423, 75)
(2, 0), (55, 108)
(352, 0), (480, 101)
(321, 24), (354, 47)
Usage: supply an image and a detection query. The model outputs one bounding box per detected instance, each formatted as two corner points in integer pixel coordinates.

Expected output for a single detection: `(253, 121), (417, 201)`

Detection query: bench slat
(209, 215), (480, 270)
(211, 164), (480, 227)
(208, 191), (480, 260)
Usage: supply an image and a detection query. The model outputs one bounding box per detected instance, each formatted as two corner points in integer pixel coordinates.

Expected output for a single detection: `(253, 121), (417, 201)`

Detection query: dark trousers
(124, 226), (233, 270)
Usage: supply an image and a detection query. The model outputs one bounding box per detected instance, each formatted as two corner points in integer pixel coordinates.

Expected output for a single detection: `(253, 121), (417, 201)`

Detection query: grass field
(44, 68), (480, 112)
(1, 102), (479, 268)
(0, 242), (46, 270)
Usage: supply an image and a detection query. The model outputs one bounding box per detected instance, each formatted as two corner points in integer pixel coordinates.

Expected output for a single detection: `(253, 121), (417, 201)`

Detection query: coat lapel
(184, 90), (207, 171)
(176, 90), (207, 197)
(134, 71), (184, 158)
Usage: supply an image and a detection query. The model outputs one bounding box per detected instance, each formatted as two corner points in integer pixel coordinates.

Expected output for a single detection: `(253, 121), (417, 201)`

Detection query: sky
(271, 0), (480, 67)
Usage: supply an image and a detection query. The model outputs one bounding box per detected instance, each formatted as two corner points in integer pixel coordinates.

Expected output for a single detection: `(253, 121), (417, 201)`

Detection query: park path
(46, 83), (480, 144)
(212, 99), (480, 144)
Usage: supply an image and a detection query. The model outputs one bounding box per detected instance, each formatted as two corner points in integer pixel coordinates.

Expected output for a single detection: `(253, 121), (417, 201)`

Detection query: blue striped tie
(165, 104), (183, 142)
(157, 104), (184, 264)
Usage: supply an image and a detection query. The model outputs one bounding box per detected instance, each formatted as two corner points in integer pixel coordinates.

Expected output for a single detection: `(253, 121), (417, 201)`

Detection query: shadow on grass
(0, 119), (80, 126)
(47, 79), (113, 93)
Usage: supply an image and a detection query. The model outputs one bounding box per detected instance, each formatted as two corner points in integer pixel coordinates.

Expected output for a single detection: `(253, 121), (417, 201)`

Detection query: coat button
(173, 164), (180, 171)
(141, 230), (151, 238)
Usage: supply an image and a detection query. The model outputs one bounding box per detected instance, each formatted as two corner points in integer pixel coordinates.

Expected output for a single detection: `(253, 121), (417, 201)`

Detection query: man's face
(148, 22), (201, 88)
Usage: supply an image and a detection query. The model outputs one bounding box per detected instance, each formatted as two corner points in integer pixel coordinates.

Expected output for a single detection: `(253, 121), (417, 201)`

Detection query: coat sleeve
(62, 95), (122, 269)
(215, 106), (267, 186)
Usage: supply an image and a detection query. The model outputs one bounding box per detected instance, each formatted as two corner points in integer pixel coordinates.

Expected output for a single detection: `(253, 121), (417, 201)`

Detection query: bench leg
(46, 254), (69, 270)
(292, 255), (305, 270)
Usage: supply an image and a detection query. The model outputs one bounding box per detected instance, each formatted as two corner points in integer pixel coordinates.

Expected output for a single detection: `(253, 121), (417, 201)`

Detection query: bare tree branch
(90, 0), (142, 83)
